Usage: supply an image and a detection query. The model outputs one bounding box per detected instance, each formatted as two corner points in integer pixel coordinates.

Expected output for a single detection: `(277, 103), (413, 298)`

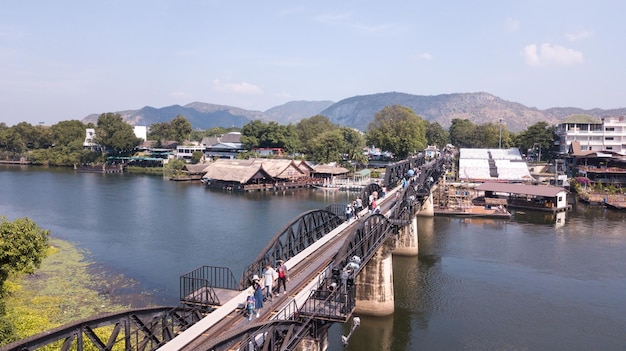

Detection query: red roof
(475, 182), (566, 197)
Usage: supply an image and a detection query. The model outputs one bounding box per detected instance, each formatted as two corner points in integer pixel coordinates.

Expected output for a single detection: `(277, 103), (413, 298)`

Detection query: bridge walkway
(159, 187), (402, 351)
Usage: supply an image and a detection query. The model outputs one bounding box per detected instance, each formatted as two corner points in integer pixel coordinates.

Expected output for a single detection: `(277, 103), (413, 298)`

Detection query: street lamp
(498, 118), (504, 149)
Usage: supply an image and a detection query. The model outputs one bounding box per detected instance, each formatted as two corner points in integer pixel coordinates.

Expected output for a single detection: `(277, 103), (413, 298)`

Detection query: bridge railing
(180, 265), (238, 306)
(300, 279), (356, 322)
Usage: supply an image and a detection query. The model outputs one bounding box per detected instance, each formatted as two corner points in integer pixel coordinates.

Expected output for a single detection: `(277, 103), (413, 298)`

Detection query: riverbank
(2, 237), (158, 345)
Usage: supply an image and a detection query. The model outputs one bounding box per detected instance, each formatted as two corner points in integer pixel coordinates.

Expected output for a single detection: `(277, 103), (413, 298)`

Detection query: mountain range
(81, 92), (626, 133)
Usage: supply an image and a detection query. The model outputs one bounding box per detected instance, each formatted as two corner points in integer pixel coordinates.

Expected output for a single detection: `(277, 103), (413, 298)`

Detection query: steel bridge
(1, 155), (449, 351)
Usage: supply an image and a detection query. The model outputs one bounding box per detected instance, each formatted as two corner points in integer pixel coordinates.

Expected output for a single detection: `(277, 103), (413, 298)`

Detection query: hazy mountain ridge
(80, 92), (626, 132)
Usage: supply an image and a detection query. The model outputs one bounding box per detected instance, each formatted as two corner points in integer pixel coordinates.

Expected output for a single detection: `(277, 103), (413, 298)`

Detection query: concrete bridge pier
(354, 239), (395, 316)
(393, 216), (418, 256)
(417, 191), (434, 217)
(295, 325), (328, 351)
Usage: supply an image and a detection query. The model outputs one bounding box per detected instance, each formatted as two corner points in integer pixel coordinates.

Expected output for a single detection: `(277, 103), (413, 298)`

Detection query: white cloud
(565, 30), (592, 42)
(212, 79), (262, 94)
(414, 52), (433, 61)
(170, 91), (191, 99)
(523, 43), (584, 66)
(505, 18), (520, 33)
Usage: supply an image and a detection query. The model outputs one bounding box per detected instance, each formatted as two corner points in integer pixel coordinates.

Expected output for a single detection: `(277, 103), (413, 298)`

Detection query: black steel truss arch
(239, 209), (344, 289)
(383, 155), (426, 188)
(199, 319), (318, 351)
(0, 306), (204, 351)
(356, 183), (383, 206)
(331, 214), (396, 275)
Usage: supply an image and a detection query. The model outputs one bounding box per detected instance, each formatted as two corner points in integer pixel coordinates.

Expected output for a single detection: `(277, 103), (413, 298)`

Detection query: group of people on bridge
(345, 186), (388, 222)
(245, 259), (289, 321)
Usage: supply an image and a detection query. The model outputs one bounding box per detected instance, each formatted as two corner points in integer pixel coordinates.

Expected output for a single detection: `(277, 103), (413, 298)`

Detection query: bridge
(1, 155), (450, 351)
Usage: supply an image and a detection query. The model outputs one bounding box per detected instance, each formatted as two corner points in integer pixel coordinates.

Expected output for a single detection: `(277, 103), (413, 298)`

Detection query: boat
(434, 204), (511, 219)
(314, 184), (341, 191)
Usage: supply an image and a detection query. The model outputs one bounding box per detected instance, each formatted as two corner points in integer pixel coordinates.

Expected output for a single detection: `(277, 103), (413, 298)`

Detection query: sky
(1, 1), (625, 126)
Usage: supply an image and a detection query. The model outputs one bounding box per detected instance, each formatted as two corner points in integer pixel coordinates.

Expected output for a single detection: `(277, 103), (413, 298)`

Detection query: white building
(176, 144), (206, 161)
(555, 115), (626, 155)
(133, 126), (147, 141)
(83, 128), (97, 149)
(458, 148), (532, 182)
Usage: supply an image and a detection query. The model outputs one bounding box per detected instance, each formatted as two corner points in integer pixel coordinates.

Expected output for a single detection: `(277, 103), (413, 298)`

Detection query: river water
(1, 166), (625, 350)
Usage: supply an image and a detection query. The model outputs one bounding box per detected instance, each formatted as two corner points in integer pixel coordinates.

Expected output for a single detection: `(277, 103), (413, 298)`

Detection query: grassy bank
(3, 237), (157, 343)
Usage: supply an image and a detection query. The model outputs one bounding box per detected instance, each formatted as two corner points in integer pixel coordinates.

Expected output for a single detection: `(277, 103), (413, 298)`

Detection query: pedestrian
(372, 199), (380, 214)
(252, 275), (263, 318)
(345, 202), (353, 221)
(355, 197), (363, 216)
(352, 200), (360, 219)
(263, 263), (276, 301)
(276, 259), (289, 295)
(245, 287), (255, 321)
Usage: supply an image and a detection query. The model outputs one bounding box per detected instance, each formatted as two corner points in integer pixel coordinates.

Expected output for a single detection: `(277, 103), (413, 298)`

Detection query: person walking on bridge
(252, 275), (263, 318)
(275, 259), (289, 295)
(263, 263), (277, 301)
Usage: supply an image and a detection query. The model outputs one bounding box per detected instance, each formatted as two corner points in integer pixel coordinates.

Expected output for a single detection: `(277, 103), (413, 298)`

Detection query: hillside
(81, 92), (626, 132)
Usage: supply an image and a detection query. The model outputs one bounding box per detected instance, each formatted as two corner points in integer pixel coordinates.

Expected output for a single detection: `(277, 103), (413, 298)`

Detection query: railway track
(168, 221), (356, 350)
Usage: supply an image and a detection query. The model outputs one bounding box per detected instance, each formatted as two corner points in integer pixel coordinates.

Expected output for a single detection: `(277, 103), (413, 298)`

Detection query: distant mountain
(320, 92), (626, 132)
(81, 92), (626, 132)
(264, 100), (334, 125)
(81, 101), (332, 130)
(82, 102), (265, 130)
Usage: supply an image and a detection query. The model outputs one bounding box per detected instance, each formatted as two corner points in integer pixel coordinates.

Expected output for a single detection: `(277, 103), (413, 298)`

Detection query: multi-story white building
(555, 115), (626, 155)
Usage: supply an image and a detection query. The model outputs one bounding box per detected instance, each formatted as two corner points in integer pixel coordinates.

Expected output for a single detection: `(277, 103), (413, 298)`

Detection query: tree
(51, 120), (86, 147)
(425, 121), (450, 149)
(311, 129), (346, 163)
(449, 118), (478, 148)
(365, 105), (427, 159)
(240, 120), (300, 155)
(474, 123), (501, 148)
(515, 122), (556, 161)
(0, 216), (49, 319)
(170, 115), (193, 143)
(295, 115), (338, 155)
(95, 113), (141, 156)
(340, 127), (367, 165)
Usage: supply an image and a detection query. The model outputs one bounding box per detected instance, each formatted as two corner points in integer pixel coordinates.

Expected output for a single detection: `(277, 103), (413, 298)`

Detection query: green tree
(95, 113), (141, 156)
(425, 121), (450, 149)
(170, 115), (193, 143)
(240, 121), (300, 155)
(240, 120), (266, 150)
(295, 115), (338, 155)
(311, 129), (346, 163)
(0, 216), (49, 326)
(340, 127), (367, 165)
(365, 105), (427, 159)
(474, 123), (501, 148)
(515, 122), (556, 161)
(449, 118), (478, 148)
(191, 151), (204, 164)
(51, 120), (86, 147)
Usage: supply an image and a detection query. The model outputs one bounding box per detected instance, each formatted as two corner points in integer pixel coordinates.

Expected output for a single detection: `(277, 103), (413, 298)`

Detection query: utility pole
(499, 118), (504, 149)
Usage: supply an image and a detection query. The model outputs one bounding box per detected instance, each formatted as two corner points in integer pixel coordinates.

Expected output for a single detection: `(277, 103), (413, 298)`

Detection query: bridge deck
(159, 185), (405, 351)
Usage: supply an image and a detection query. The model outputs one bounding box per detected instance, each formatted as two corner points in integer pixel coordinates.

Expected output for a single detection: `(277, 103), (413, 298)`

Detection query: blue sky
(1, 1), (624, 126)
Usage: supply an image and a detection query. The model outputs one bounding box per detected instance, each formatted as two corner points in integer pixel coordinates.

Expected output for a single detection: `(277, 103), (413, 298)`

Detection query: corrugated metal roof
(475, 182), (566, 197)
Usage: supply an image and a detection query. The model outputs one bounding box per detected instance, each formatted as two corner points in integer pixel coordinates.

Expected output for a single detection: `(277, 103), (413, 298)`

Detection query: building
(458, 148), (532, 183)
(475, 182), (570, 213)
(555, 114), (626, 155)
(133, 126), (147, 141)
(201, 158), (315, 191)
(176, 144), (206, 161)
(201, 132), (245, 159)
(83, 128), (98, 151)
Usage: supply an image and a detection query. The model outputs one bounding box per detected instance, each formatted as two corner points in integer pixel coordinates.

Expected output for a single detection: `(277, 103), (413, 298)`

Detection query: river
(1, 165), (625, 350)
